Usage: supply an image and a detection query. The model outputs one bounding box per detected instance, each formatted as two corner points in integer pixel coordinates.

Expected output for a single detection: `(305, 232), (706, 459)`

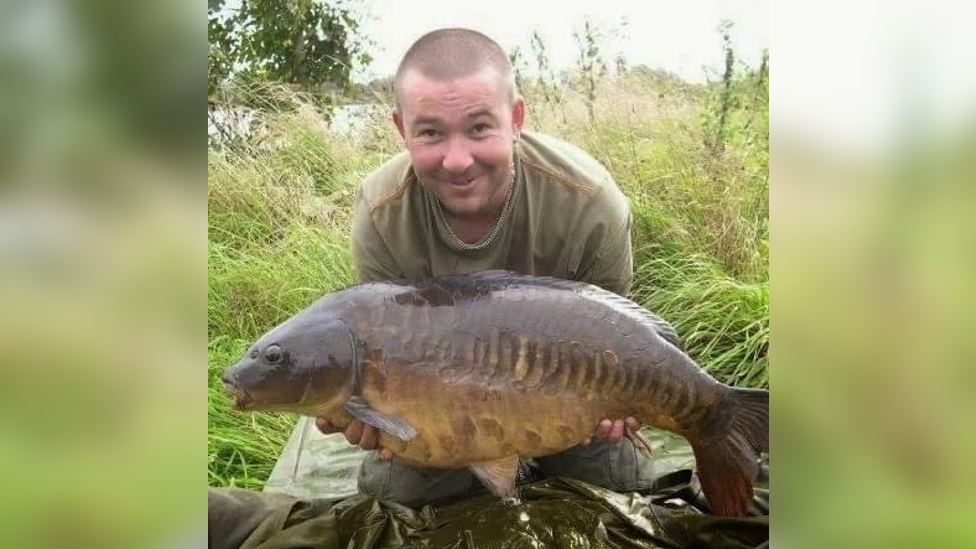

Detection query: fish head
(223, 308), (356, 415)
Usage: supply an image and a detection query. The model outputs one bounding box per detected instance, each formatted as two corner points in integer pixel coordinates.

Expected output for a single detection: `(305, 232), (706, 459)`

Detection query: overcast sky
(355, 0), (768, 83)
(213, 0), (976, 151)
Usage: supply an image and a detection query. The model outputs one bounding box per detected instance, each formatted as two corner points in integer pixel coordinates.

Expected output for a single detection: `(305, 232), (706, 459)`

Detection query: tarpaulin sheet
(209, 428), (768, 549)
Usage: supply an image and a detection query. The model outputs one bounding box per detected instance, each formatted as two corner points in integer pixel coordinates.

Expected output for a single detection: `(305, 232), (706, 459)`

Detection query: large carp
(223, 271), (768, 516)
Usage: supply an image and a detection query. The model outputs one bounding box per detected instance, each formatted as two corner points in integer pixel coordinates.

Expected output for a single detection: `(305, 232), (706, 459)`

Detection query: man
(315, 28), (654, 508)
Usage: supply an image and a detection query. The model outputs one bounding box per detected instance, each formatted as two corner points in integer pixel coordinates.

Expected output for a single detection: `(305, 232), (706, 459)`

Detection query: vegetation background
(207, 2), (769, 491)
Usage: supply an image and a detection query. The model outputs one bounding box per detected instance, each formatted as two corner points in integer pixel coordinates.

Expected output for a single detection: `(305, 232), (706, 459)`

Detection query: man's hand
(581, 417), (640, 446)
(315, 418), (394, 460)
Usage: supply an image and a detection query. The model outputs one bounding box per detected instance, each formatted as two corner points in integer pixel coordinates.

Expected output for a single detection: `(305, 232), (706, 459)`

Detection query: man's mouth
(447, 175), (478, 188)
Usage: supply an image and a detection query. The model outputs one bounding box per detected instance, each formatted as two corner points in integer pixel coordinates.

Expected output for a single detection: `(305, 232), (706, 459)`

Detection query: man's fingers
(344, 420), (364, 445)
(314, 419), (395, 459)
(315, 417), (337, 434)
(608, 419), (625, 442)
(590, 418), (635, 443)
(359, 425), (379, 450)
(361, 427), (395, 459)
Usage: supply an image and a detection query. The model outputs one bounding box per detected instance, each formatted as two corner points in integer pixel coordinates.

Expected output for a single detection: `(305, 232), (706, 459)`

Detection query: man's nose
(442, 136), (474, 174)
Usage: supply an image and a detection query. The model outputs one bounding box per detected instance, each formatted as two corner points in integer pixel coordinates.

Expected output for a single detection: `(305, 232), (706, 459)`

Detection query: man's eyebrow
(466, 108), (496, 120)
(411, 109), (495, 126)
(412, 115), (442, 126)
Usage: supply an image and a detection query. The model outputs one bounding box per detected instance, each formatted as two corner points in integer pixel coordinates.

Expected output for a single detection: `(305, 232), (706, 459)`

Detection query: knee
(357, 453), (483, 508)
(606, 439), (655, 491)
(357, 451), (394, 501)
(537, 440), (655, 492)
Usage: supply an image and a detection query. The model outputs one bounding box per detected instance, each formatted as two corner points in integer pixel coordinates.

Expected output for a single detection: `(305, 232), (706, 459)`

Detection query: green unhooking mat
(208, 460), (769, 549)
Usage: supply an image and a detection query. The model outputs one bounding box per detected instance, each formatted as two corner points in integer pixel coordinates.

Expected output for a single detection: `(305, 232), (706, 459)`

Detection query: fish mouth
(223, 381), (253, 411)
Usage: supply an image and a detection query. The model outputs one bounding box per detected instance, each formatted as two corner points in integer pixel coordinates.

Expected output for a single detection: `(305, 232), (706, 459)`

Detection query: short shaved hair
(394, 28), (517, 110)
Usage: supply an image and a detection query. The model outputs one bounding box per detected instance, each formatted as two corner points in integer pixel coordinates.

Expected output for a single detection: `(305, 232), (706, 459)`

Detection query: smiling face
(394, 66), (525, 222)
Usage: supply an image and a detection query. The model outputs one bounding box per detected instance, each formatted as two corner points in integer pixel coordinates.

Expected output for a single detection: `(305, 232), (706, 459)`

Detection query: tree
(208, 1), (234, 99)
(208, 0), (372, 99)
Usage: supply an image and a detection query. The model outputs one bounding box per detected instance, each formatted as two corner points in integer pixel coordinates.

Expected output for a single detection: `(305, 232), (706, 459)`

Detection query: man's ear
(511, 98), (526, 133)
(393, 110), (406, 140)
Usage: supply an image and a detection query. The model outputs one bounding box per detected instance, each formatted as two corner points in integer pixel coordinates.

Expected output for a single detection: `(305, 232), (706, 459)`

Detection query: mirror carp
(223, 271), (768, 516)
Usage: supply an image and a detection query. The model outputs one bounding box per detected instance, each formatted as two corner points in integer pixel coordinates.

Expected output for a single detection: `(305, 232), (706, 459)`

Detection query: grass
(208, 336), (296, 489)
(207, 66), (769, 489)
(631, 249), (769, 387)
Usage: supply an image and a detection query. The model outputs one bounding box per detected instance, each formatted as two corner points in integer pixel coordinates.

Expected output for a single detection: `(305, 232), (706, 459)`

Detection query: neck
(443, 176), (513, 244)
(444, 213), (497, 244)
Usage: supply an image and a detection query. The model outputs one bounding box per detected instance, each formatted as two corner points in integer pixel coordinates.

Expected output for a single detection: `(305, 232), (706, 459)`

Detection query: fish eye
(264, 344), (283, 364)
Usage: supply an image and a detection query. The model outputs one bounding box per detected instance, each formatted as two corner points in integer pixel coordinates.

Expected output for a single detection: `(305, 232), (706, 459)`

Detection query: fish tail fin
(689, 387), (768, 516)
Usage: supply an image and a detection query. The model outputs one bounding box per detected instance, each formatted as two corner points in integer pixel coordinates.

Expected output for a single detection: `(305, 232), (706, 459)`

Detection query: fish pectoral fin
(468, 455), (519, 499)
(343, 397), (418, 442)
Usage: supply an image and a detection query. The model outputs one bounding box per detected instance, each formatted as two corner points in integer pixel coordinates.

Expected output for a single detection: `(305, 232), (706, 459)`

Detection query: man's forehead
(400, 64), (503, 87)
(399, 67), (506, 106)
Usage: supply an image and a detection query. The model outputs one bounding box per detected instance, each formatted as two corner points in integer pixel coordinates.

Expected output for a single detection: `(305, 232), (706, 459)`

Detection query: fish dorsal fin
(468, 454), (520, 499)
(534, 277), (682, 349)
(343, 397), (418, 442)
(446, 270), (683, 350)
(615, 302), (682, 350)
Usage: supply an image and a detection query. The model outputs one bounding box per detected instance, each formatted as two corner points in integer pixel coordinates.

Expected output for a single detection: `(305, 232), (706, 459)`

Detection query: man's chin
(436, 190), (480, 213)
(440, 202), (481, 218)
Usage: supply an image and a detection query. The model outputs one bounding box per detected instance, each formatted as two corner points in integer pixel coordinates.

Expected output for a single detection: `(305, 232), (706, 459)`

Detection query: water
(208, 103), (387, 146)
(327, 103), (387, 133)
(207, 107), (255, 143)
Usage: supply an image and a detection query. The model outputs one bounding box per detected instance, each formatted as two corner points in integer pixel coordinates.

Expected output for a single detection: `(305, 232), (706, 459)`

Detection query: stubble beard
(430, 164), (512, 220)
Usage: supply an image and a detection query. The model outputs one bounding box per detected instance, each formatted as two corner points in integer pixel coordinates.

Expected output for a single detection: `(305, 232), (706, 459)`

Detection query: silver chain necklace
(433, 160), (516, 251)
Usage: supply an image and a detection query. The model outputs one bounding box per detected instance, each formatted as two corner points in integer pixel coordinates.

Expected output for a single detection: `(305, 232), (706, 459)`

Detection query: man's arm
(350, 188), (403, 283)
(578, 210), (634, 297)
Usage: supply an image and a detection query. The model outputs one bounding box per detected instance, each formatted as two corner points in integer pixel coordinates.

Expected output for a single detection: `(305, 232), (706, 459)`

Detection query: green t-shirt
(351, 131), (633, 295)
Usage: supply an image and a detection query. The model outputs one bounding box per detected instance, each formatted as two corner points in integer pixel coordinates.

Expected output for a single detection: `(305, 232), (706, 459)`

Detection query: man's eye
(418, 129), (438, 138)
(471, 123), (490, 133)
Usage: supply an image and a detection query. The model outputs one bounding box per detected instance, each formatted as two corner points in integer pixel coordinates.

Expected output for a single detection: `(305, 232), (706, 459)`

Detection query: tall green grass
(208, 68), (768, 489)
(208, 101), (371, 487)
(208, 337), (295, 489)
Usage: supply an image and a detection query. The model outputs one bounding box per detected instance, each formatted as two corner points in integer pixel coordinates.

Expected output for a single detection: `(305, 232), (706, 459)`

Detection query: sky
(213, 0), (976, 153)
(354, 0), (768, 84)
(773, 0), (976, 152)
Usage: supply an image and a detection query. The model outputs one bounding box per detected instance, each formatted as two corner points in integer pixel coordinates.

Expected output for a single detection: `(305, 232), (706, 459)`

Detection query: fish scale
(223, 270), (768, 516)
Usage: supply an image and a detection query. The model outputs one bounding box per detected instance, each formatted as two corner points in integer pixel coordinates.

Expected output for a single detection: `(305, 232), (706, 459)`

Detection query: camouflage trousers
(357, 438), (655, 508)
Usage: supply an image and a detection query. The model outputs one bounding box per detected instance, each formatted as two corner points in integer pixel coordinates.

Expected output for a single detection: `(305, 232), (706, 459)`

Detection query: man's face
(394, 67), (524, 219)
